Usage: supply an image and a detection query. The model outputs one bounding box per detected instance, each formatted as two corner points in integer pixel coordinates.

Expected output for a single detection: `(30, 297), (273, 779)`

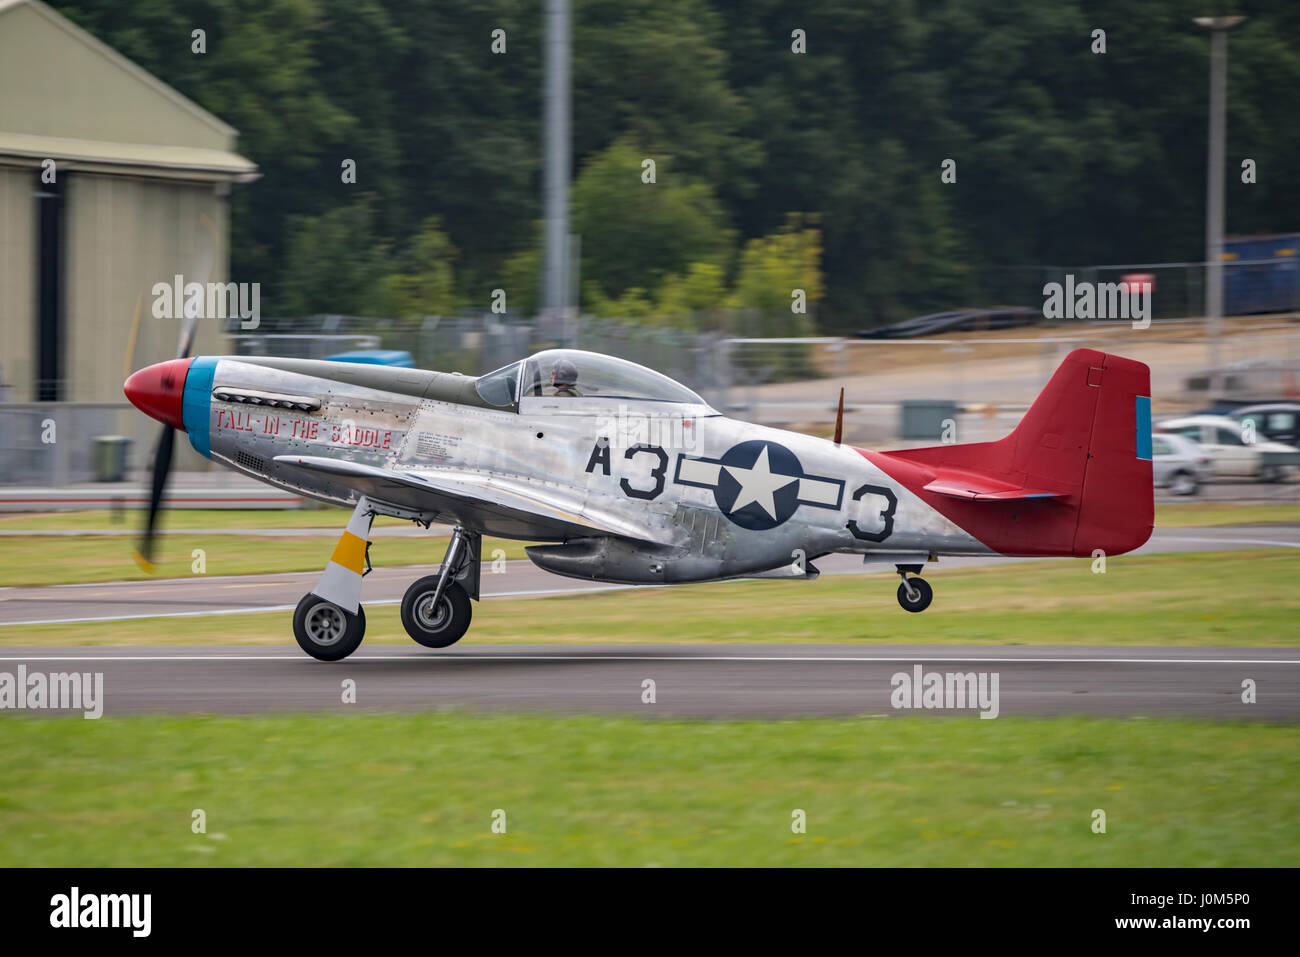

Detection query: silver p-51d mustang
(125, 344), (1154, 660)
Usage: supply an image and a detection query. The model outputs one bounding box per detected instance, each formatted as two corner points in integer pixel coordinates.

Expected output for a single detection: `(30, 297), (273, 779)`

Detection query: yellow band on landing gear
(314, 496), (376, 614)
(330, 531), (368, 575)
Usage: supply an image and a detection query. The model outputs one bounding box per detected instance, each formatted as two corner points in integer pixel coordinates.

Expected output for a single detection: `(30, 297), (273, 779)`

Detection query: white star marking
(723, 446), (798, 519)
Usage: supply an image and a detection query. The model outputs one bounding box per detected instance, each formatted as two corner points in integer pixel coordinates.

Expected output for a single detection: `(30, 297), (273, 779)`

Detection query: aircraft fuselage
(193, 355), (989, 584)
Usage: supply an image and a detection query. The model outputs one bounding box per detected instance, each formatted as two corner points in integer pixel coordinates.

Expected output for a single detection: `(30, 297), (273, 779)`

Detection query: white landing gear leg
(293, 495), (375, 661)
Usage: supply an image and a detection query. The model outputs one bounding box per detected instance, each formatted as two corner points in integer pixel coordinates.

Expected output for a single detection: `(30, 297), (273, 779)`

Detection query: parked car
(1151, 432), (1212, 495)
(1232, 403), (1300, 447)
(856, 306), (1041, 339)
(1156, 415), (1299, 482)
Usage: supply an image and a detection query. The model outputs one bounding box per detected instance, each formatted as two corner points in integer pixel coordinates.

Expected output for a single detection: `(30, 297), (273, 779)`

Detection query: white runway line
(8, 559), (542, 589)
(3, 605), (304, 626)
(2, 527), (1296, 626)
(1159, 536), (1300, 548)
(0, 583), (637, 627)
(0, 653), (1297, 665)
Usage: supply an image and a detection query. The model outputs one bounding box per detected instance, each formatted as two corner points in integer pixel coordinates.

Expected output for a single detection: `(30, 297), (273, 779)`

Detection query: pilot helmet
(552, 358), (578, 386)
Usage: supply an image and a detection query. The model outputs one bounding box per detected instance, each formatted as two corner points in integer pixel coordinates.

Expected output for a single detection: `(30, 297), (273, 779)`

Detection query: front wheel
(1169, 470), (1199, 496)
(896, 577), (933, 613)
(401, 577), (472, 648)
(293, 594), (366, 661)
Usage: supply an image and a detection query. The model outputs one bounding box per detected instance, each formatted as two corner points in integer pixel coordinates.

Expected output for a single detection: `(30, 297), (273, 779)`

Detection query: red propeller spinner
(123, 358), (193, 431)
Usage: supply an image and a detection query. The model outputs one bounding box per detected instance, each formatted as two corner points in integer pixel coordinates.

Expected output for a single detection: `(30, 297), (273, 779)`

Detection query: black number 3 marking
(846, 483), (897, 542)
(620, 445), (667, 500)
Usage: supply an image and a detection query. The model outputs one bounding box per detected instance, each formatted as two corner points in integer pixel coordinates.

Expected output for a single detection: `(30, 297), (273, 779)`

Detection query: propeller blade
(133, 424), (175, 571)
(176, 212), (216, 359)
(176, 312), (199, 359)
(133, 211), (216, 571)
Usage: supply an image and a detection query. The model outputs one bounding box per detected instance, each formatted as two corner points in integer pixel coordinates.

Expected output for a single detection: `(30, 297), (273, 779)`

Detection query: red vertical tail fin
(860, 349), (1154, 557)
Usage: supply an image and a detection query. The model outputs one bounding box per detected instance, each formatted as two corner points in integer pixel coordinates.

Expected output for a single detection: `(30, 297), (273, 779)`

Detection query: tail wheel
(293, 594), (366, 661)
(896, 577), (933, 613)
(401, 577), (472, 648)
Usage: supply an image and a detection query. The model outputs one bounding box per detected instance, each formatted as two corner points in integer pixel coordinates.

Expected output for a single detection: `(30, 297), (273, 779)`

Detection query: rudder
(1072, 351), (1153, 556)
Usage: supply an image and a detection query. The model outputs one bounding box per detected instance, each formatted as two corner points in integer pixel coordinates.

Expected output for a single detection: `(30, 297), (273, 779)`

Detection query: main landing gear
(895, 563), (933, 613)
(291, 495), (481, 661)
(400, 527), (474, 648)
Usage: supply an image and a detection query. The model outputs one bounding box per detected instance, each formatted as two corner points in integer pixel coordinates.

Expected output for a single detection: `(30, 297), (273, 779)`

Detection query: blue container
(324, 349), (416, 368)
(1222, 233), (1300, 315)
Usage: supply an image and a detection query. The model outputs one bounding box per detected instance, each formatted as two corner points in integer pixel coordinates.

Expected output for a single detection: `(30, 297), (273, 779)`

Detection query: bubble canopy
(475, 349), (709, 409)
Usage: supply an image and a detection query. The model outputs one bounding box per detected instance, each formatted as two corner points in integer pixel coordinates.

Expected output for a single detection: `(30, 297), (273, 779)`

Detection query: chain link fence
(0, 403), (158, 485)
(5, 301), (1297, 484)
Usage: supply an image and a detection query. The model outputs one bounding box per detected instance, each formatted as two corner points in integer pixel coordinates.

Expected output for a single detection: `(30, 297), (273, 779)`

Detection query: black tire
(293, 593), (366, 661)
(896, 577), (933, 613)
(1169, 470), (1199, 496)
(401, 577), (472, 648)
(1259, 464), (1283, 484)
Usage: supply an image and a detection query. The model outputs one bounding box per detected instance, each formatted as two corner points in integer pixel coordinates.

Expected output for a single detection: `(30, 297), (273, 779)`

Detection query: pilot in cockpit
(550, 358), (581, 397)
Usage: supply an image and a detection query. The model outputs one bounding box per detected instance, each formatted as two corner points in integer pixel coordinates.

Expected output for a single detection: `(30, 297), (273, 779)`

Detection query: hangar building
(0, 0), (257, 407)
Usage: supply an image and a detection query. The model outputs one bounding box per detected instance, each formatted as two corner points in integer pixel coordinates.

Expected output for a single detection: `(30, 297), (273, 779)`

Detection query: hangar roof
(0, 131), (259, 181)
(0, 0), (258, 182)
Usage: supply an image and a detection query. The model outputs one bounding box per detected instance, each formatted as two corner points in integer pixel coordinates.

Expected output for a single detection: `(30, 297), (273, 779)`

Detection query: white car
(1156, 415), (1298, 482)
(1151, 432), (1212, 495)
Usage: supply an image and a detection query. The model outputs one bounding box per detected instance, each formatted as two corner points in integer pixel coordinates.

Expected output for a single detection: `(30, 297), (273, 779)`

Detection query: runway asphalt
(0, 644), (1296, 719)
(1, 523), (1297, 627)
(3, 525), (1296, 722)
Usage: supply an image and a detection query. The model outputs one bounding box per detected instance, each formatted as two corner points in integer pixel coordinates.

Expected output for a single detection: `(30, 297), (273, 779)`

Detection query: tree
(571, 137), (734, 302)
(46, 0), (1300, 332)
(375, 217), (460, 319)
(730, 216), (824, 335)
(655, 262), (728, 327)
(278, 197), (385, 315)
(573, 0), (759, 192)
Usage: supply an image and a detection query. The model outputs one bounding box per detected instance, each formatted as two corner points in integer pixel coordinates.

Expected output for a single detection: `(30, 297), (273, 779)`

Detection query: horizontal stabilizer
(923, 476), (1063, 501)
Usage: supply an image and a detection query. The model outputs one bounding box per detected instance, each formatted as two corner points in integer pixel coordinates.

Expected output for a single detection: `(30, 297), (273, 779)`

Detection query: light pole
(541, 0), (571, 345)
(1194, 15), (1245, 391)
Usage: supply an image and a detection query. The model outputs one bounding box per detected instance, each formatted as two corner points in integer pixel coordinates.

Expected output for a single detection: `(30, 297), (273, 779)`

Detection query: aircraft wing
(274, 454), (662, 542)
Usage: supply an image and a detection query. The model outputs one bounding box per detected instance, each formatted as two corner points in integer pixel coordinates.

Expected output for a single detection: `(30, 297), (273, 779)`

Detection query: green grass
(1151, 503), (1300, 528)
(2, 502), (1296, 533)
(0, 713), (1294, 866)
(0, 534), (529, 586)
(4, 550), (1297, 646)
(1, 502), (1294, 586)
